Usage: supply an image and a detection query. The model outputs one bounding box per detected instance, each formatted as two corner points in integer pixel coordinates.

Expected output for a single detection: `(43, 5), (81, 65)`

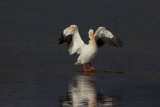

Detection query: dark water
(0, 0), (160, 106)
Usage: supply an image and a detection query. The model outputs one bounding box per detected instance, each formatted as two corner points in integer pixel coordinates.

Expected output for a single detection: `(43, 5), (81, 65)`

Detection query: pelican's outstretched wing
(94, 27), (123, 48)
(59, 25), (84, 55)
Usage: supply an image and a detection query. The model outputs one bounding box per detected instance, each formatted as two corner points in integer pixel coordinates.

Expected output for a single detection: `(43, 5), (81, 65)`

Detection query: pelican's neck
(89, 38), (97, 47)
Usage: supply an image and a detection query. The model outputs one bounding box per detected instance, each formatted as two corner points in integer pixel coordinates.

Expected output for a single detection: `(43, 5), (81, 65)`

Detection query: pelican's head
(89, 29), (94, 39)
(89, 29), (97, 47)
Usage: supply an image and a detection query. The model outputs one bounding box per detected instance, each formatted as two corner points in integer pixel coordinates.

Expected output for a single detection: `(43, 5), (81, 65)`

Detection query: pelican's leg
(89, 63), (95, 70)
(83, 64), (90, 71)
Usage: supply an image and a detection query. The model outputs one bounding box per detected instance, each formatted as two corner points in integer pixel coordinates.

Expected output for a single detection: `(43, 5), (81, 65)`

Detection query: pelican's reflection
(60, 75), (117, 107)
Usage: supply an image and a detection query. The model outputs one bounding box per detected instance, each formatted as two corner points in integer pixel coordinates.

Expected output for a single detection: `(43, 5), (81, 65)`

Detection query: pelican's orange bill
(91, 33), (97, 47)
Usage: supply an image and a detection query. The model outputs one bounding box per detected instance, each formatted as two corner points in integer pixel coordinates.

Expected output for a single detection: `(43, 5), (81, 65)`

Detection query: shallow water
(0, 69), (159, 107)
(0, 0), (160, 107)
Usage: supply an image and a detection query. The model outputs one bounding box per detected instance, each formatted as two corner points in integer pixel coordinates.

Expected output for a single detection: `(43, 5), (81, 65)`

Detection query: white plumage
(63, 25), (84, 55)
(75, 40), (98, 65)
(59, 25), (123, 71)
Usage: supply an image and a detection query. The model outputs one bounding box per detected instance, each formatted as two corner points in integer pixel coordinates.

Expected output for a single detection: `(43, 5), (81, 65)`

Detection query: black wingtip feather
(58, 33), (73, 46)
(113, 37), (123, 47)
(59, 37), (64, 44)
(96, 36), (124, 48)
(112, 37), (123, 47)
(58, 33), (65, 44)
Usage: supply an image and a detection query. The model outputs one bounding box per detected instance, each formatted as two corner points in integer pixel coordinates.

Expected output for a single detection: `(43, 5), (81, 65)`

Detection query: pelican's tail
(75, 61), (81, 65)
(75, 55), (82, 65)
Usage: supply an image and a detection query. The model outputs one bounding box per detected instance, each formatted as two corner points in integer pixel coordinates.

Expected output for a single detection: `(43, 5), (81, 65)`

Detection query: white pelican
(59, 25), (123, 71)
